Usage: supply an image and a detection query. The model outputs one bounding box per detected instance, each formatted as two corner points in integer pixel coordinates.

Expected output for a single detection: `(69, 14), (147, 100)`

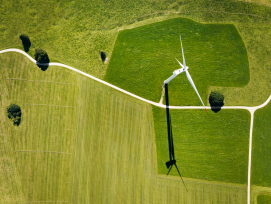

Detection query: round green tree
(34, 48), (49, 64)
(7, 104), (22, 126)
(209, 91), (224, 113)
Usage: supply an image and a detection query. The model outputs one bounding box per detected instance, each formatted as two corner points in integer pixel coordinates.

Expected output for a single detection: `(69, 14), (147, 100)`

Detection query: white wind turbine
(164, 32), (208, 113)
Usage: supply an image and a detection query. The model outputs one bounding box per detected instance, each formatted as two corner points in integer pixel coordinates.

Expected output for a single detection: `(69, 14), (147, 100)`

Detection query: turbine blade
(185, 70), (209, 113)
(175, 58), (184, 68)
(179, 34), (186, 68)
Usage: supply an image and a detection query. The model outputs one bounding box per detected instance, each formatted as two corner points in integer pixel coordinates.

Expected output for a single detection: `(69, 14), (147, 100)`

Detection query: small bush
(19, 34), (31, 52)
(168, 2), (179, 10)
(7, 104), (22, 126)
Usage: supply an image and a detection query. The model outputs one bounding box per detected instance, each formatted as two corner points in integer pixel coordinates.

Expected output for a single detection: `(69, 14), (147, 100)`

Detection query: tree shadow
(19, 35), (31, 52)
(36, 62), (49, 71)
(22, 44), (31, 52)
(209, 92), (224, 113)
(100, 51), (106, 63)
(36, 57), (50, 71)
(210, 105), (223, 113)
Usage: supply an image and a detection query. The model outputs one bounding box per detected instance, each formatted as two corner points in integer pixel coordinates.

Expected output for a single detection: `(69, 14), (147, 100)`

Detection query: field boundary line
(19, 202), (68, 203)
(15, 150), (71, 154)
(127, 9), (271, 24)
(157, 175), (245, 189)
(23, 104), (75, 108)
(6, 78), (77, 85)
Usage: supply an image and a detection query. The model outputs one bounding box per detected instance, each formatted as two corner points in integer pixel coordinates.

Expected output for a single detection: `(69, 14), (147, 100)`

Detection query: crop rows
(71, 77), (247, 203)
(0, 52), (247, 203)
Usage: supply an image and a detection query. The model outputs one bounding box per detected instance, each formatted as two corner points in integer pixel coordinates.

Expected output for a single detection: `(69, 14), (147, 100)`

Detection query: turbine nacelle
(173, 66), (188, 76)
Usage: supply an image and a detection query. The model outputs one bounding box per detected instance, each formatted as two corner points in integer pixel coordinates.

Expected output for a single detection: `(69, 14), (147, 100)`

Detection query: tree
(34, 48), (50, 71)
(209, 91), (224, 113)
(19, 34), (31, 52)
(35, 48), (49, 63)
(7, 104), (22, 126)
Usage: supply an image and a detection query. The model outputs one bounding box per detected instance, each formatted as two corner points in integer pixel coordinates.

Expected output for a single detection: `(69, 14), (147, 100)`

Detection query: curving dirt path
(1, 48), (270, 204)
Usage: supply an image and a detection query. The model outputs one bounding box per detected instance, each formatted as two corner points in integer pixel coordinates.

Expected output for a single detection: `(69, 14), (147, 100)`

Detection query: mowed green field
(0, 52), (248, 203)
(153, 106), (251, 184)
(0, 52), (78, 202)
(105, 17), (249, 106)
(257, 194), (271, 204)
(251, 101), (271, 188)
(251, 185), (271, 204)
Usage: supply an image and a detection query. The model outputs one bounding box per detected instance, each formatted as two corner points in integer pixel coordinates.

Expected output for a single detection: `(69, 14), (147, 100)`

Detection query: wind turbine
(164, 31), (208, 114)
(163, 31), (208, 189)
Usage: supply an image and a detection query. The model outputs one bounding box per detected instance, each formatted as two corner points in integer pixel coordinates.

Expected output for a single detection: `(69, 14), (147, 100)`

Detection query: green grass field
(1, 0), (271, 203)
(105, 17), (249, 106)
(0, 52), (78, 202)
(153, 106), (251, 184)
(251, 186), (271, 204)
(257, 194), (271, 204)
(251, 101), (271, 188)
(0, 52), (248, 203)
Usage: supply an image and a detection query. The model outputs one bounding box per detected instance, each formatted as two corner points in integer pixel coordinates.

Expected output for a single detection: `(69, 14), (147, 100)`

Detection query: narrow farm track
(1, 49), (270, 204)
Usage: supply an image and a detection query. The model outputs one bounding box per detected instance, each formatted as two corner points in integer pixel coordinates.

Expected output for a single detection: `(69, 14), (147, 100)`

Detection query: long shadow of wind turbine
(164, 83), (187, 191)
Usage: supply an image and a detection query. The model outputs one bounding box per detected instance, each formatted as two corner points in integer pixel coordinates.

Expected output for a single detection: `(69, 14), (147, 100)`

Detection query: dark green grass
(257, 194), (271, 204)
(252, 102), (271, 187)
(152, 106), (250, 184)
(105, 17), (249, 106)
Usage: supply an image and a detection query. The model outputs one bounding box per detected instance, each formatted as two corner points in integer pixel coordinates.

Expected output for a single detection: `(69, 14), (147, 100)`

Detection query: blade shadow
(174, 164), (188, 192)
